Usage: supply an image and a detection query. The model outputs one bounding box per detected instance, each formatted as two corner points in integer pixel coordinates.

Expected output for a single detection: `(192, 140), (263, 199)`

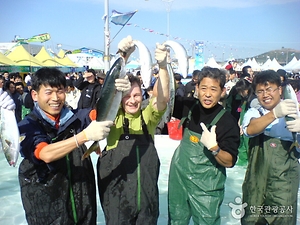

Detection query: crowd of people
(1, 38), (300, 224)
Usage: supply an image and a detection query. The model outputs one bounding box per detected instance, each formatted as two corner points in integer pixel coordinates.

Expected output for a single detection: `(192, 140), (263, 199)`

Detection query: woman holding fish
(97, 36), (169, 225)
(14, 67), (130, 225)
(241, 70), (300, 224)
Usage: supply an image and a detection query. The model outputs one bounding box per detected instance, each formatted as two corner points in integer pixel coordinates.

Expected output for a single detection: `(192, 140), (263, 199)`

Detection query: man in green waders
(168, 67), (240, 225)
(241, 70), (300, 224)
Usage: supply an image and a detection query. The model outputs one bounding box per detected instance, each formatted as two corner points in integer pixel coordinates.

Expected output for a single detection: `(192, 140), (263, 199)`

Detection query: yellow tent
(35, 47), (65, 67)
(7, 45), (44, 66)
(54, 49), (78, 67)
(0, 52), (15, 65)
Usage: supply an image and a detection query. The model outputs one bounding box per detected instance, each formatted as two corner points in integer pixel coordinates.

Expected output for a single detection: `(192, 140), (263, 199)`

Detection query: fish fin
(19, 135), (26, 143)
(4, 139), (12, 146)
(289, 142), (299, 152)
(81, 141), (100, 160)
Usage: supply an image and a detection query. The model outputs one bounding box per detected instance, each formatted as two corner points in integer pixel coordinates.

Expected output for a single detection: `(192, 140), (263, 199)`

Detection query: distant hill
(244, 48), (300, 65)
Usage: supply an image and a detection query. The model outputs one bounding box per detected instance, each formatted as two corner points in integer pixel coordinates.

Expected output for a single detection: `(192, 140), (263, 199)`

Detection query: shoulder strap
(179, 101), (199, 128)
(206, 109), (226, 129)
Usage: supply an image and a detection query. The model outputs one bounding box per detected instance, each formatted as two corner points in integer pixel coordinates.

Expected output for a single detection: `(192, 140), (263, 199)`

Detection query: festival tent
(260, 58), (272, 71)
(67, 53), (90, 67)
(204, 57), (220, 68)
(6, 45), (44, 66)
(126, 60), (140, 70)
(0, 52), (15, 65)
(88, 57), (105, 70)
(283, 56), (298, 72)
(35, 47), (65, 67)
(54, 49), (78, 67)
(270, 58), (283, 71)
(291, 60), (300, 72)
(241, 58), (253, 69)
(251, 58), (261, 71)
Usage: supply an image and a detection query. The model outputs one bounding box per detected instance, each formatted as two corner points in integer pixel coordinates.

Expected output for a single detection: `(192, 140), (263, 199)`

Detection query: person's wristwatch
(211, 147), (221, 156)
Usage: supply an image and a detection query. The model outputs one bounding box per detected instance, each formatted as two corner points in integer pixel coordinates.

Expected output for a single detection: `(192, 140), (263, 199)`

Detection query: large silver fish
(160, 63), (176, 124)
(0, 107), (20, 166)
(132, 40), (153, 89)
(164, 40), (189, 78)
(283, 83), (300, 152)
(82, 57), (126, 159)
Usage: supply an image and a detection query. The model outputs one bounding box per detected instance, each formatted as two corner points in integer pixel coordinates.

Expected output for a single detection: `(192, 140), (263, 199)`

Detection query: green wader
(168, 108), (226, 225)
(236, 101), (249, 166)
(242, 135), (300, 225)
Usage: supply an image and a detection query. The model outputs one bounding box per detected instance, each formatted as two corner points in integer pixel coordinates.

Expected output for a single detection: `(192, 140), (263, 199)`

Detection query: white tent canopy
(204, 57), (220, 68)
(251, 58), (261, 71)
(261, 58), (272, 71)
(283, 56), (298, 72)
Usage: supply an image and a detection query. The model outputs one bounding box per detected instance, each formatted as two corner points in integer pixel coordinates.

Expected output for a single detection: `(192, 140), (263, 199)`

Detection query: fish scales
(0, 107), (20, 166)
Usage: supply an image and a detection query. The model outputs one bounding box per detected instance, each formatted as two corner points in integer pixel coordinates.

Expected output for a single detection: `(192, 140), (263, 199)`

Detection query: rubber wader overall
(97, 115), (160, 225)
(242, 134), (300, 225)
(168, 104), (226, 225)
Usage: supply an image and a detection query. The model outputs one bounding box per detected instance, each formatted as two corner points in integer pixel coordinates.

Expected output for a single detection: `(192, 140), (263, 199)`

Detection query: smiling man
(241, 70), (300, 224)
(16, 67), (130, 224)
(168, 67), (240, 225)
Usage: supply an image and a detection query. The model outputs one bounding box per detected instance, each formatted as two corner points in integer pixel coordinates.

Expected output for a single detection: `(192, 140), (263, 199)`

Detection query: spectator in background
(226, 66), (253, 121)
(225, 60), (238, 71)
(174, 73), (185, 97)
(15, 82), (31, 119)
(184, 70), (200, 98)
(14, 73), (23, 83)
(96, 71), (106, 88)
(136, 70), (149, 100)
(24, 72), (32, 84)
(65, 79), (81, 110)
(288, 79), (300, 105)
(5, 81), (22, 122)
(240, 65), (254, 80)
(277, 69), (288, 84)
(0, 76), (4, 89)
(74, 68), (102, 109)
(151, 68), (159, 87)
(224, 70), (237, 95)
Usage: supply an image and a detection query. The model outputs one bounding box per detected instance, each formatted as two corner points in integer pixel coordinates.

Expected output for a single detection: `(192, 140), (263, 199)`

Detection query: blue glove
(0, 88), (15, 110)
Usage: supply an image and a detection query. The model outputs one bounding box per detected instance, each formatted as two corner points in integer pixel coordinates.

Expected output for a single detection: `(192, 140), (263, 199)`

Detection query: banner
(194, 41), (204, 70)
(111, 10), (137, 26)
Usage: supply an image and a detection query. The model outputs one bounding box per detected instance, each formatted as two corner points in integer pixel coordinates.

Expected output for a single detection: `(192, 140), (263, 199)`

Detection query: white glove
(272, 99), (297, 118)
(200, 123), (218, 150)
(155, 43), (168, 69)
(286, 114), (300, 132)
(83, 120), (113, 141)
(0, 88), (16, 110)
(115, 75), (131, 96)
(117, 35), (135, 59)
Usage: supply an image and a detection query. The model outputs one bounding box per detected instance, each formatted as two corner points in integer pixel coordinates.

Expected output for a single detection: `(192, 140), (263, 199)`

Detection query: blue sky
(1, 0), (300, 62)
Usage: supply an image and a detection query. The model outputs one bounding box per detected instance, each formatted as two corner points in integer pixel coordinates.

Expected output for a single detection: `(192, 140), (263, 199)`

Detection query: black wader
(97, 116), (160, 225)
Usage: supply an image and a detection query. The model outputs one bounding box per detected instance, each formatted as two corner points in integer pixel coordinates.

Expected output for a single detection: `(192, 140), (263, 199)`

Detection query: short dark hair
(252, 70), (281, 89)
(32, 67), (66, 92)
(174, 73), (182, 81)
(86, 69), (96, 76)
(198, 67), (226, 89)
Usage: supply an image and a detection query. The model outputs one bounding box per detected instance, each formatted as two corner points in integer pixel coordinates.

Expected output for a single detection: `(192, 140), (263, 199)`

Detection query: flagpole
(104, 0), (110, 73)
(109, 25), (125, 46)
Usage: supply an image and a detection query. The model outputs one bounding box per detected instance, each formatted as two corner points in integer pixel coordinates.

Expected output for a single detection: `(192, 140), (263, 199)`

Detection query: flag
(111, 10), (137, 26)
(27, 33), (51, 43)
